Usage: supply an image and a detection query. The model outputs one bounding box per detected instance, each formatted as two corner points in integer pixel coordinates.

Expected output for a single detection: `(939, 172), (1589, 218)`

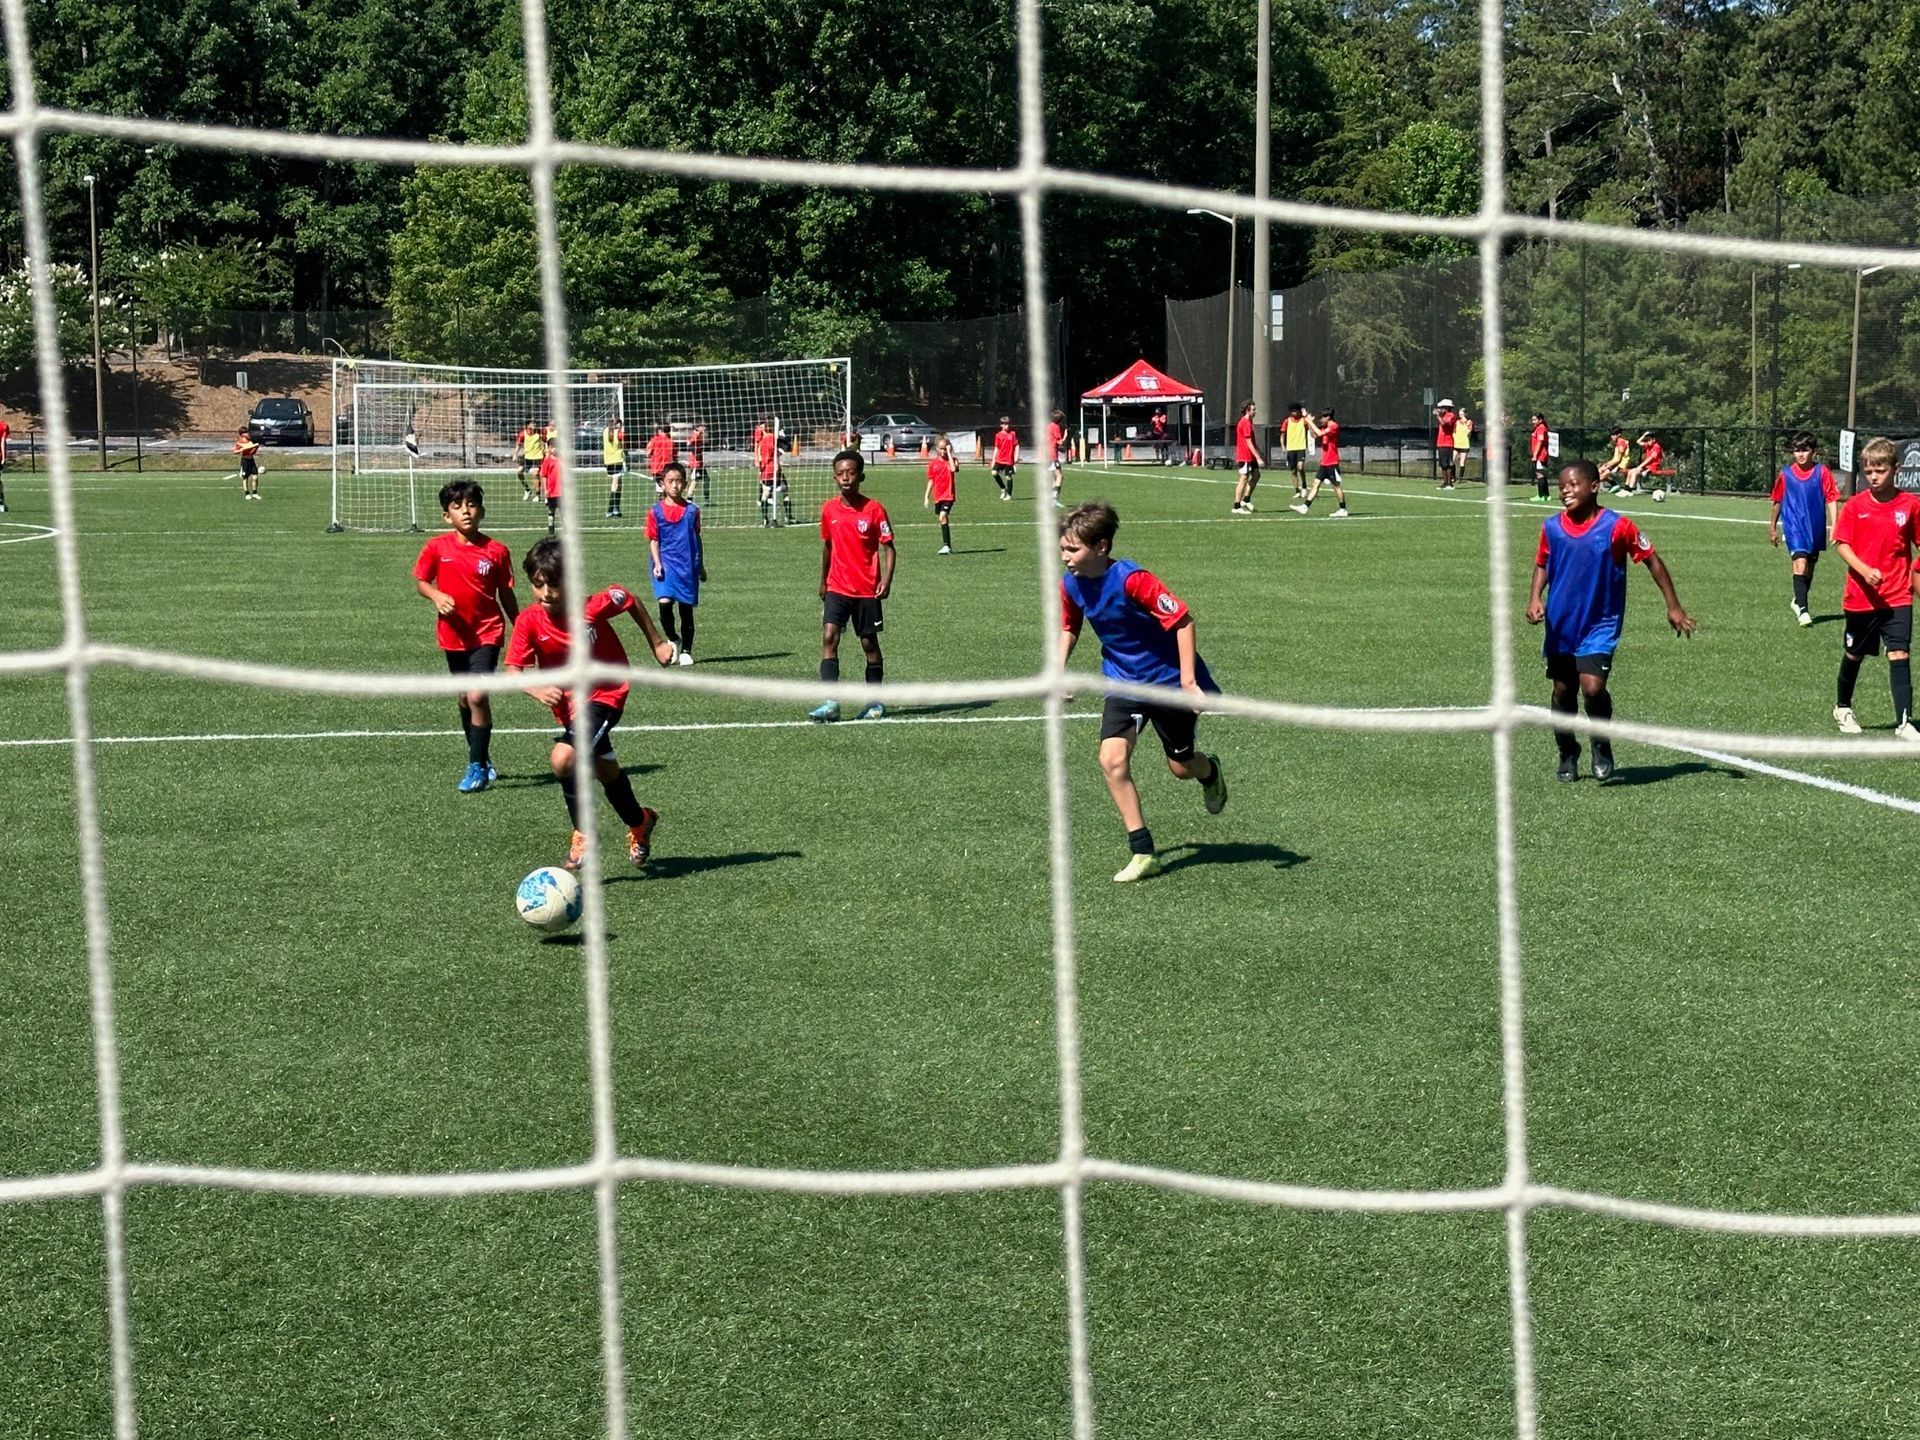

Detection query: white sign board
(1547, 430), (1561, 459)
(1839, 428), (1856, 472)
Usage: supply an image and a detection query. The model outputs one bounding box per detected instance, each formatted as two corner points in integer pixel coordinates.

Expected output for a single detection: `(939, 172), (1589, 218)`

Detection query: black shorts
(444, 644), (501, 676)
(1317, 463), (1340, 481)
(1239, 459), (1261, 483)
(519, 458), (537, 475)
(1286, 449), (1307, 470)
(933, 500), (953, 517)
(1439, 452), (1457, 471)
(1843, 606), (1913, 657)
(1100, 695), (1200, 761)
(993, 463), (1015, 481)
(1533, 460), (1547, 478)
(555, 700), (621, 759)
(1545, 651), (1614, 682)
(240, 457), (259, 476)
(823, 592), (884, 638)
(606, 463), (624, 478)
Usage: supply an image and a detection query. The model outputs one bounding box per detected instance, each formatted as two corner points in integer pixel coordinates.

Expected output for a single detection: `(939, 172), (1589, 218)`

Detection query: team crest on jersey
(1155, 593), (1179, 615)
(1900, 511), (1910, 527)
(857, 519), (870, 534)
(609, 588), (627, 604)
(476, 559), (492, 576)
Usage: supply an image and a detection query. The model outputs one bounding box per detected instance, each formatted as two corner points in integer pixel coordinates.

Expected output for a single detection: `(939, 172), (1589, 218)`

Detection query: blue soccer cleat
(857, 702), (887, 721)
(458, 761), (489, 793)
(809, 701), (841, 723)
(486, 762), (498, 783)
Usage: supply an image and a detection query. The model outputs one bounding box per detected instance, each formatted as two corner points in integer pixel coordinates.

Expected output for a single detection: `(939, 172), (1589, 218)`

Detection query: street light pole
(1846, 264), (1886, 491)
(1250, 0), (1271, 434)
(1187, 209), (1237, 452)
(84, 173), (106, 471)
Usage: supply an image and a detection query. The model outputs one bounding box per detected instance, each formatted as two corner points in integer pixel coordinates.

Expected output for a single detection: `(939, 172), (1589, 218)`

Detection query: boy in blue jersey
(1059, 500), (1228, 882)
(1769, 432), (1840, 627)
(647, 462), (706, 665)
(1527, 460), (1696, 783)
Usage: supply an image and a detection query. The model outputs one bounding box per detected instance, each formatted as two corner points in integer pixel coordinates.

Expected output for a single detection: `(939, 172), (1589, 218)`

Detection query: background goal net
(329, 358), (852, 531)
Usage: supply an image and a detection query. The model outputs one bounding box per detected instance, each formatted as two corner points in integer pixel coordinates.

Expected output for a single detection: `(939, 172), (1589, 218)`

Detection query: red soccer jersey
(1640, 440), (1664, 472)
(927, 456), (956, 504)
(506, 585), (643, 724)
(1435, 411), (1456, 447)
(541, 451), (562, 499)
(1533, 508), (1654, 569)
(413, 532), (515, 651)
(1318, 420), (1340, 467)
(821, 495), (894, 598)
(756, 428), (777, 477)
(1235, 415), (1256, 463)
(1530, 422), (1549, 463)
(643, 499), (698, 539)
(1769, 463), (1841, 505)
(992, 428), (1018, 466)
(1834, 490), (1919, 611)
(1048, 422), (1065, 463)
(646, 432), (675, 476)
(688, 426), (705, 462)
(0, 419), (11, 448)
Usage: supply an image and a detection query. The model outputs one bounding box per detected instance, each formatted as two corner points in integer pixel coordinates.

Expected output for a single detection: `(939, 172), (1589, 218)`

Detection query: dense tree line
(1, 0), (1917, 399)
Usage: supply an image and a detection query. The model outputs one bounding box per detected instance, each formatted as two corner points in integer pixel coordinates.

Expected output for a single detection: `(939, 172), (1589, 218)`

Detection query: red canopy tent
(1080, 359), (1205, 465)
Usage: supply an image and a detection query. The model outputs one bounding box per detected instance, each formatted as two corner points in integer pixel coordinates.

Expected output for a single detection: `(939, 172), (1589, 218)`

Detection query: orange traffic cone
(886, 439), (896, 459)
(1188, 448), (1202, 466)
(1122, 444), (1135, 461)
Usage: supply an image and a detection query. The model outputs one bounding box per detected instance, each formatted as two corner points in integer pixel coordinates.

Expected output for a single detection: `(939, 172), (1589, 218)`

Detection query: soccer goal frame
(327, 357), (855, 533)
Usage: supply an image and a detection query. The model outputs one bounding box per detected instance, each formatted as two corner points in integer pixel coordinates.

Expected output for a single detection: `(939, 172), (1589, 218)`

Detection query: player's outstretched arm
(623, 597), (676, 665)
(1525, 564), (1548, 625)
(1644, 554), (1696, 635)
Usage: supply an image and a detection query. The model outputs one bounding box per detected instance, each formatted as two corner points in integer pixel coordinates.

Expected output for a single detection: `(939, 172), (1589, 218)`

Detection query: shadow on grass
(1158, 841), (1310, 876)
(489, 763), (661, 789)
(1602, 760), (1746, 787)
(948, 547), (1006, 556)
(1810, 613), (1843, 627)
(540, 932), (618, 947)
(608, 849), (802, 882)
(688, 651), (792, 664)
(895, 699), (1000, 717)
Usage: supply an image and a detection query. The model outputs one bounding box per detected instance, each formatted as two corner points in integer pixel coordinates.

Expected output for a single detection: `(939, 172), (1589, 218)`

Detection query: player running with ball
(506, 538), (677, 870)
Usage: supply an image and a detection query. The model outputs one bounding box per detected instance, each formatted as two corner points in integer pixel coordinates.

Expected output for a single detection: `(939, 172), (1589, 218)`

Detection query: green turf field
(7, 461), (1920, 1438)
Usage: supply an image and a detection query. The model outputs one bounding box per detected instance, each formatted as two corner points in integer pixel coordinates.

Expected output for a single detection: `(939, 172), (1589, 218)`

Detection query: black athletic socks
(603, 772), (645, 827)
(674, 603), (695, 657)
(1585, 687), (1613, 724)
(657, 601), (680, 647)
(1793, 572), (1811, 611)
(865, 661), (883, 685)
(939, 521), (951, 548)
(1893, 658), (1912, 726)
(560, 767), (585, 827)
(1838, 653), (1863, 708)
(820, 658), (840, 685)
(470, 723), (491, 767)
(1127, 826), (1155, 856)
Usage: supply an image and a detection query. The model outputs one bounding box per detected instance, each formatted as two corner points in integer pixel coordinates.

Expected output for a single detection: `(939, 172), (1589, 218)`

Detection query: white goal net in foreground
(11, 0), (1920, 1435)
(329, 357), (853, 531)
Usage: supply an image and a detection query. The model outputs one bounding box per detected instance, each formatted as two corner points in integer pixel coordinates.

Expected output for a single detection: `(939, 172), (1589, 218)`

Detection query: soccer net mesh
(10, 0), (1920, 1436)
(331, 358), (852, 531)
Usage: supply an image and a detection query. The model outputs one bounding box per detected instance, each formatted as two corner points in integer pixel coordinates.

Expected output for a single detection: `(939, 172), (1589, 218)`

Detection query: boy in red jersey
(233, 428), (263, 500)
(1058, 500), (1227, 883)
(1527, 459), (1696, 782)
(0, 414), (10, 511)
(990, 416), (1019, 501)
(1048, 408), (1068, 507)
(645, 422), (675, 494)
(925, 433), (958, 554)
(810, 449), (895, 723)
(1293, 407), (1349, 516)
(414, 479), (520, 793)
(1433, 401), (1457, 489)
(1231, 400), (1262, 514)
(1528, 412), (1551, 501)
(1770, 432), (1840, 626)
(540, 445), (563, 534)
(1832, 438), (1919, 738)
(755, 416), (791, 526)
(687, 421), (707, 495)
(506, 537), (676, 869)
(1621, 431), (1663, 495)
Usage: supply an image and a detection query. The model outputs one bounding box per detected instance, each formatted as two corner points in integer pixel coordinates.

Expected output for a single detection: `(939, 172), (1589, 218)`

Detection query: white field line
(0, 521), (56, 544)
(8, 703), (1920, 821)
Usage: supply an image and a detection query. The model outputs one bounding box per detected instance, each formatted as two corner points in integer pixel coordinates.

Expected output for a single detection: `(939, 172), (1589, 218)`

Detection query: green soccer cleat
(1200, 754), (1228, 814)
(1113, 852), (1164, 884)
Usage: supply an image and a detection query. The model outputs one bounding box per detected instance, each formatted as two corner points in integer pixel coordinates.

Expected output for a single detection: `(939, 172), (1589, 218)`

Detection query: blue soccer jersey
(1062, 558), (1217, 692)
(1536, 508), (1654, 656)
(1771, 462), (1837, 555)
(647, 500), (702, 605)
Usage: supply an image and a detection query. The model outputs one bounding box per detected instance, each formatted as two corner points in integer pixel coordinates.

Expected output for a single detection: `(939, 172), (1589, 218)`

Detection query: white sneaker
(675, 650), (694, 667)
(1897, 721), (1920, 742)
(1113, 852), (1164, 884)
(1331, 507), (1349, 517)
(1796, 606), (1813, 627)
(1289, 503), (1309, 515)
(1835, 705), (1863, 735)
(937, 544), (951, 555)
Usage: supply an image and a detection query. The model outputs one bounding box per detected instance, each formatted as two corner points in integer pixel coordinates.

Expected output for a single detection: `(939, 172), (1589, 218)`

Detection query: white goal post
(328, 357), (854, 532)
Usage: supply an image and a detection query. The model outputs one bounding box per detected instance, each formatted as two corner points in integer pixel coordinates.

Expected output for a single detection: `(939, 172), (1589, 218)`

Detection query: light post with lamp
(1187, 208), (1237, 460)
(83, 173), (106, 471)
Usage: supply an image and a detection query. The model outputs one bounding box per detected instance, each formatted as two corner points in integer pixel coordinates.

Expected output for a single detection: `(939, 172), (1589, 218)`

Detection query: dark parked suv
(248, 396), (316, 445)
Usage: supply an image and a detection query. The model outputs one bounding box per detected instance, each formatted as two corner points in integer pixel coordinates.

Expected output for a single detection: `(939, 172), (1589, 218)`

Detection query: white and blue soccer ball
(516, 866), (583, 933)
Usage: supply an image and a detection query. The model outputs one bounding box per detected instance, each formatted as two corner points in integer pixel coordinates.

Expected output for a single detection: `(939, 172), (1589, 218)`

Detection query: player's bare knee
(1891, 649), (1911, 663)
